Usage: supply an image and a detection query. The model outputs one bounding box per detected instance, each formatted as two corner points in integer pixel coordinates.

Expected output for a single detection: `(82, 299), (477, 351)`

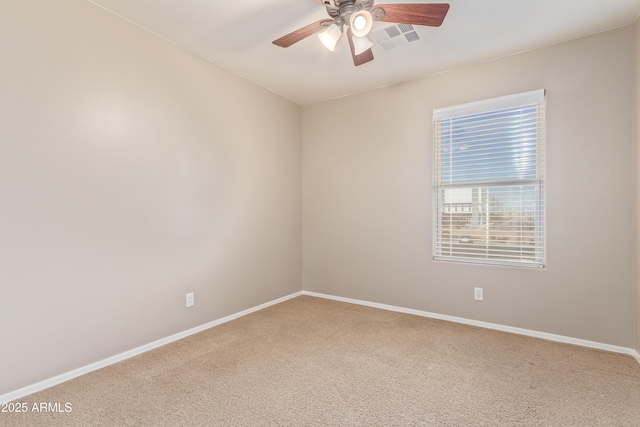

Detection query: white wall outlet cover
(474, 287), (484, 301)
(186, 292), (195, 307)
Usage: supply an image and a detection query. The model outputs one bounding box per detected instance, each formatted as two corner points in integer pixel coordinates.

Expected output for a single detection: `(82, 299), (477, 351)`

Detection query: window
(433, 90), (545, 268)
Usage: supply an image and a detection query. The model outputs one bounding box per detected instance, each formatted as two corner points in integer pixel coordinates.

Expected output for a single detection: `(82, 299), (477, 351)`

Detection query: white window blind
(433, 89), (545, 268)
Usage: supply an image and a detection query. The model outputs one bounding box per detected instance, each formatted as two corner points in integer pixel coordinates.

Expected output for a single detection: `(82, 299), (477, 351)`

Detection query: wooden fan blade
(347, 28), (374, 67)
(273, 19), (334, 47)
(375, 3), (450, 27)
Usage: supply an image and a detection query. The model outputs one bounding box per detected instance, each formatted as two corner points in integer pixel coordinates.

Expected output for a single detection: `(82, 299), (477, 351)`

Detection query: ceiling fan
(273, 0), (450, 66)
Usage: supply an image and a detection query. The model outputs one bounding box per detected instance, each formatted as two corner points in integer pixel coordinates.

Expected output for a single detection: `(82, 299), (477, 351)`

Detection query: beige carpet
(3, 295), (640, 426)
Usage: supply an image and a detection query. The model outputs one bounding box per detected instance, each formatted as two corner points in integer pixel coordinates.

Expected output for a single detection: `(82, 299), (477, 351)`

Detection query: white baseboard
(302, 291), (640, 362)
(0, 291), (303, 404)
(3, 289), (637, 404)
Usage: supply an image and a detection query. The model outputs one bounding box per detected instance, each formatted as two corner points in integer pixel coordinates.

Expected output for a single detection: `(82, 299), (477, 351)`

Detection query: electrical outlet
(186, 292), (194, 308)
(474, 287), (483, 301)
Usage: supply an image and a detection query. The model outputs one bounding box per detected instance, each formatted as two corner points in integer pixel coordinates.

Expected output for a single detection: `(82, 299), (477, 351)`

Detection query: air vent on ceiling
(370, 23), (425, 52)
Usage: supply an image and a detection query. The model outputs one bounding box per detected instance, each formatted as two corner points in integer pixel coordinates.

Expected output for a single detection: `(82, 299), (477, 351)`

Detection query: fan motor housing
(315, 0), (374, 11)
(316, 0), (339, 6)
(321, 0), (375, 21)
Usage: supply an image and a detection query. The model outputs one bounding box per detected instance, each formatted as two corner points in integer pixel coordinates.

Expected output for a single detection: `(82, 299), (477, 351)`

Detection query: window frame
(432, 90), (546, 268)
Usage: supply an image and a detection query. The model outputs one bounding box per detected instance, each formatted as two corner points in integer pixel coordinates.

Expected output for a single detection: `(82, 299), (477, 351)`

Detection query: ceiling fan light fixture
(349, 10), (373, 37)
(318, 23), (343, 51)
(352, 34), (373, 55)
(273, 2), (450, 67)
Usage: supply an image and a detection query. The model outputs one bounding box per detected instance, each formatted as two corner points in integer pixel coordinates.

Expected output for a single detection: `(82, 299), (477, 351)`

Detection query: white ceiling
(88, 0), (640, 105)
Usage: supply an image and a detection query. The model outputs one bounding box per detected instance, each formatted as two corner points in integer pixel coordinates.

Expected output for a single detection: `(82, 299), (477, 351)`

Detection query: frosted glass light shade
(352, 34), (373, 55)
(318, 24), (342, 52)
(349, 10), (373, 37)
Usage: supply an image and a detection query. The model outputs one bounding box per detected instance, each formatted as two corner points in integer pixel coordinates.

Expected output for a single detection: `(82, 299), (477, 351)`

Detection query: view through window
(433, 90), (545, 267)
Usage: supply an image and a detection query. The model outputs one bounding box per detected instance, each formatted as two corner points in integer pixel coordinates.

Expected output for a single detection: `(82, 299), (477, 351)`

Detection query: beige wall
(0, 0), (301, 395)
(302, 26), (635, 348)
(635, 19), (640, 354)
